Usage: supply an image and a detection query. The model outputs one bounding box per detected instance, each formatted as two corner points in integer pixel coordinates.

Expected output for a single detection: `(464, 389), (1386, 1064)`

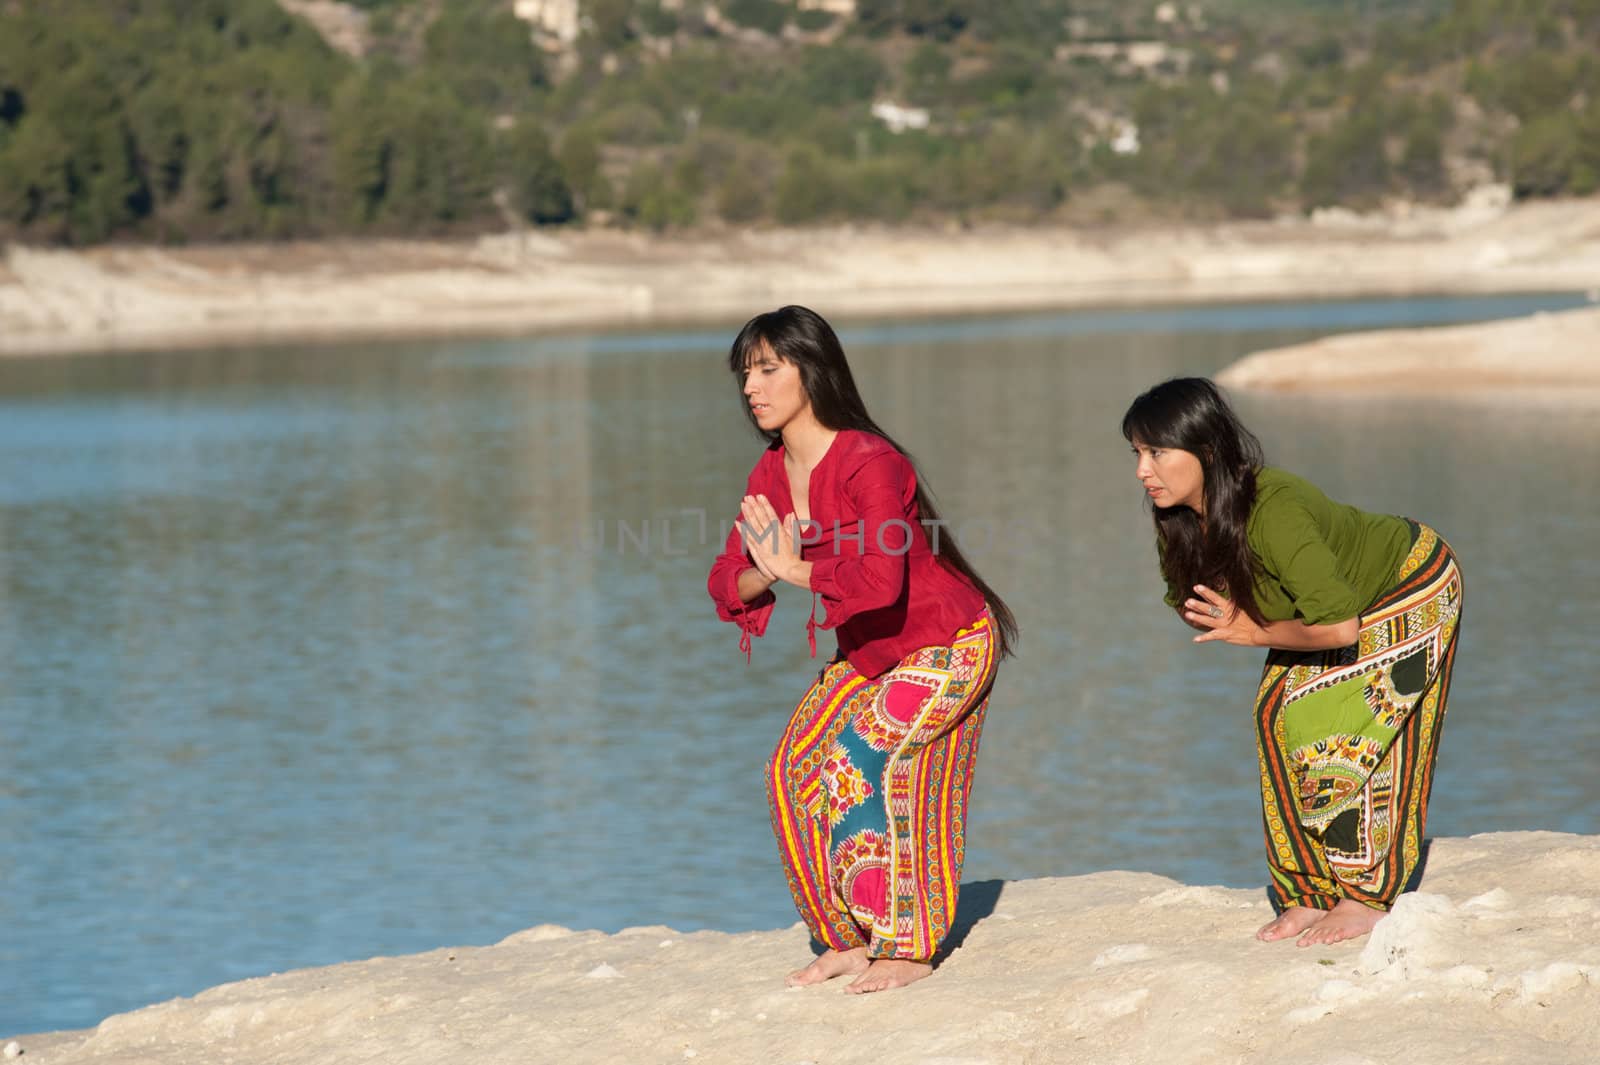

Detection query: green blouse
(1244, 467), (1413, 625)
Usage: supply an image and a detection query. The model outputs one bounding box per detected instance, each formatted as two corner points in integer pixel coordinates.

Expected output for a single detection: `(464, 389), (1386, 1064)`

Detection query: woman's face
(1131, 440), (1206, 513)
(742, 343), (812, 433)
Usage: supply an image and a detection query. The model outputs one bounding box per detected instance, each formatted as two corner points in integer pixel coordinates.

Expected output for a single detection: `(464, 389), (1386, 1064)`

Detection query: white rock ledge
(1219, 305), (1600, 399)
(11, 833), (1600, 1064)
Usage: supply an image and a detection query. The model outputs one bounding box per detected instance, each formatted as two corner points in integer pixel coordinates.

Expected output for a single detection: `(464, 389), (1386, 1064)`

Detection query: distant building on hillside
(1155, 3), (1208, 27)
(871, 100), (930, 134)
(1073, 104), (1142, 156)
(514, 1), (854, 48)
(513, 0), (580, 46)
(1056, 40), (1191, 77)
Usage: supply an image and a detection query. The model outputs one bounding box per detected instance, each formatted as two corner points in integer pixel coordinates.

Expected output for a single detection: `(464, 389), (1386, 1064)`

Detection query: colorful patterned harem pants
(1256, 522), (1463, 912)
(766, 612), (997, 961)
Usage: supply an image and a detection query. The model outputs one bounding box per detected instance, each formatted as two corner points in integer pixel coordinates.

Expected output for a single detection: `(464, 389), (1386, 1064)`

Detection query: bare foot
(1256, 905), (1327, 942)
(844, 958), (933, 995)
(1295, 899), (1384, 947)
(785, 947), (869, 987)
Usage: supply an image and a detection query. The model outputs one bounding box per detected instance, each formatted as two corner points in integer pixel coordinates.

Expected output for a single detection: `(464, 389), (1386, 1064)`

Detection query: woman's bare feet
(845, 958), (933, 994)
(785, 947), (869, 987)
(1294, 899), (1384, 947)
(1256, 905), (1327, 942)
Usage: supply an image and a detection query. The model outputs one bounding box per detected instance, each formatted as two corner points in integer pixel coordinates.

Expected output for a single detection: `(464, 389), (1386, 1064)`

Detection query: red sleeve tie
(805, 591), (819, 659)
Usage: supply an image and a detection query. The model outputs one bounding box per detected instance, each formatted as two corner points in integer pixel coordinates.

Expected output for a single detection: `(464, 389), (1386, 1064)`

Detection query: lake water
(2, 293), (1597, 1036)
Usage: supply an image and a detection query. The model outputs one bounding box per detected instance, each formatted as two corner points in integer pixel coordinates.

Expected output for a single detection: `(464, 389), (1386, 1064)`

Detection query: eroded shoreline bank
(5, 196), (1600, 359)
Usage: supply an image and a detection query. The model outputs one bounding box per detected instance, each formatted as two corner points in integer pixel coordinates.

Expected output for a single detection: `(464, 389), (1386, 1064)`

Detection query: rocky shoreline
(4, 195), (1600, 359)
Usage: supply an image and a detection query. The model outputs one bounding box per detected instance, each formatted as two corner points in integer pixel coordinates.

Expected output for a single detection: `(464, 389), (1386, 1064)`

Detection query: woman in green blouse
(1122, 378), (1464, 947)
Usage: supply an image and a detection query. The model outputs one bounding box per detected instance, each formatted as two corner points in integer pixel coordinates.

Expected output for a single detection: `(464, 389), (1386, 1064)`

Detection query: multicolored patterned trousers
(1256, 521), (1463, 912)
(766, 612), (997, 961)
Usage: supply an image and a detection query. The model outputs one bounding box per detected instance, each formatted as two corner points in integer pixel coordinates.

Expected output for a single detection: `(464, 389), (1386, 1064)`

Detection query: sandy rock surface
(1219, 305), (1600, 397)
(14, 832), (1598, 1064)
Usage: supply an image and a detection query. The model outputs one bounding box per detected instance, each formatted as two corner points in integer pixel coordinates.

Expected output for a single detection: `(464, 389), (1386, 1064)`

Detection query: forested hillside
(0, 0), (1596, 244)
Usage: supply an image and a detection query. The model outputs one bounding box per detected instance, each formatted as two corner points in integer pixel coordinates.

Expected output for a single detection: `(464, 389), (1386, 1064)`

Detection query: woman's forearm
(1256, 616), (1360, 650)
(778, 559), (812, 591)
(737, 566), (777, 603)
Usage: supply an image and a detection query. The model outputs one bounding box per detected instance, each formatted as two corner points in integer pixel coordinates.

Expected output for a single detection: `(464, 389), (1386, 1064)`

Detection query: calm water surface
(2, 293), (1597, 1035)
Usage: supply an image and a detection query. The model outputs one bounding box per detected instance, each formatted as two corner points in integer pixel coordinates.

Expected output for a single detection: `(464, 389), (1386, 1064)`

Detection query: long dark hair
(728, 305), (1018, 659)
(1120, 377), (1267, 625)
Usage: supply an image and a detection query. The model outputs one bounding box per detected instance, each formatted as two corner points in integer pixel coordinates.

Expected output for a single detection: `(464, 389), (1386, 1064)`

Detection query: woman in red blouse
(708, 305), (1017, 994)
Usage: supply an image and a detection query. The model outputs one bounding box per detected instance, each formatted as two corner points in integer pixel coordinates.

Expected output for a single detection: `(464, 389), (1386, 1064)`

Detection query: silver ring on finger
(1209, 605), (1223, 619)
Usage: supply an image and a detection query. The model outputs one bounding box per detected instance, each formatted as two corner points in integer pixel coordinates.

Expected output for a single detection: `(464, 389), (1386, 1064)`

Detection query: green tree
(1396, 99), (1452, 198)
(558, 127), (611, 211)
(1471, 53), (1583, 121)
(965, 0), (1071, 44)
(1127, 81), (1292, 218)
(583, 0), (635, 54)
(423, 5), (547, 111)
(905, 42), (952, 101)
(38, 69), (149, 242)
(857, 0), (968, 40)
(330, 77), (392, 226)
(621, 161), (696, 229)
(384, 86), (495, 226)
(502, 120), (575, 224)
(1301, 111), (1392, 209)
(1574, 101), (1600, 197)
(1509, 113), (1576, 198)
(331, 77), (495, 230)
(1205, 112), (1294, 217)
(1295, 34), (1345, 70)
(951, 43), (1045, 111)
(127, 78), (194, 214)
(837, 155), (922, 221)
(722, 0), (788, 35)
(590, 102), (672, 146)
(692, 133), (770, 223)
(0, 115), (74, 237)
(637, 1), (681, 37)
(793, 45), (887, 108)
(0, 0), (349, 240)
(773, 145), (835, 224)
(716, 165), (769, 223)
(795, 9), (837, 32)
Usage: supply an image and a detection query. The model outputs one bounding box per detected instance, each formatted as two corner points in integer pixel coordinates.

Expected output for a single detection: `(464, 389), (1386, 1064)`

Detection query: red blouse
(706, 429), (988, 679)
